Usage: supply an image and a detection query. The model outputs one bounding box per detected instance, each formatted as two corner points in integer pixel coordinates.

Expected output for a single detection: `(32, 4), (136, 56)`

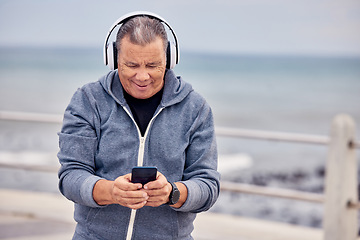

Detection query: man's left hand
(142, 172), (171, 207)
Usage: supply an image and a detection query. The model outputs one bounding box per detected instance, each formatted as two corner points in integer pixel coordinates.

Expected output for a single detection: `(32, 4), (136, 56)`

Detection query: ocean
(1, 47), (360, 228)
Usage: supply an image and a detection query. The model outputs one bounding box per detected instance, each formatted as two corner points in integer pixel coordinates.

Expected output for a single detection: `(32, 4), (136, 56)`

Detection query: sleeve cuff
(80, 175), (105, 208)
(172, 180), (202, 212)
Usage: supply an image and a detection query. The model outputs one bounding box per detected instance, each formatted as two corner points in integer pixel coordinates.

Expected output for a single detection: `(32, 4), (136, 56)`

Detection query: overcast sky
(0, 0), (359, 57)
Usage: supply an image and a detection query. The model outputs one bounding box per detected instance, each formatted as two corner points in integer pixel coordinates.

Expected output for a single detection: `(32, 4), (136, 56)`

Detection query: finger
(129, 200), (148, 210)
(114, 175), (142, 191)
(113, 189), (149, 207)
(145, 193), (169, 207)
(144, 187), (168, 197)
(113, 187), (148, 200)
(146, 194), (167, 203)
(144, 173), (167, 190)
(121, 196), (148, 210)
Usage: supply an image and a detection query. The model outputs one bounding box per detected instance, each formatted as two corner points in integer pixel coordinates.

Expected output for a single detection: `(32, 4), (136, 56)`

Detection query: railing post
(323, 114), (358, 240)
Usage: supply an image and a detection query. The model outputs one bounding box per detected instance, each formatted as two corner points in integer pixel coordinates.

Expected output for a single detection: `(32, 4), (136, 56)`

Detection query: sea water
(1, 47), (360, 227)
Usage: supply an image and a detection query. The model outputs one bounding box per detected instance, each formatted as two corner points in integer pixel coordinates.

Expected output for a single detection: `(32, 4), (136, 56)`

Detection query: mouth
(133, 81), (151, 90)
(135, 83), (148, 88)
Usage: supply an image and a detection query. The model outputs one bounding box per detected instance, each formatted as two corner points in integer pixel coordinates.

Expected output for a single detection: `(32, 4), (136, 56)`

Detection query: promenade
(0, 188), (326, 240)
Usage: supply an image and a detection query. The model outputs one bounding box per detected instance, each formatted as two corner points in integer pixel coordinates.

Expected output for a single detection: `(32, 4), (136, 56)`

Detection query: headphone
(103, 11), (180, 70)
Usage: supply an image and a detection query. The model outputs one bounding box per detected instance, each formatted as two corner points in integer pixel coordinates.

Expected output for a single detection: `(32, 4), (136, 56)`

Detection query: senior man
(58, 12), (220, 240)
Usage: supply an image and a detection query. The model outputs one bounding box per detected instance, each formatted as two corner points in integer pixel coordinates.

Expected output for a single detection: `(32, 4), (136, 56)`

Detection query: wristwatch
(168, 181), (180, 205)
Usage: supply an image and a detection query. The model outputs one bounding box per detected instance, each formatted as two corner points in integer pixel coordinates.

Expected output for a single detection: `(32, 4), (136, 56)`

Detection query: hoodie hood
(99, 69), (193, 108)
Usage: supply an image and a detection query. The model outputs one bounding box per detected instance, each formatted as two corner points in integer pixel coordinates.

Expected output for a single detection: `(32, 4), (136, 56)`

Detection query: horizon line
(0, 44), (359, 60)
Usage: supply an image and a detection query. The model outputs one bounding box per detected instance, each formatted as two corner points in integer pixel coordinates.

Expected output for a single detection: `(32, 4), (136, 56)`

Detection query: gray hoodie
(58, 70), (220, 240)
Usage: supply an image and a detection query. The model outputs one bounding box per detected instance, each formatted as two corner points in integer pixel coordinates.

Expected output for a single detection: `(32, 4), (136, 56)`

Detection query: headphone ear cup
(107, 42), (118, 70)
(166, 41), (177, 69)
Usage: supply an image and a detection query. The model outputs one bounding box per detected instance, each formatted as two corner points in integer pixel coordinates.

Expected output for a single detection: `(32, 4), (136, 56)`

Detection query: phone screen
(131, 166), (157, 185)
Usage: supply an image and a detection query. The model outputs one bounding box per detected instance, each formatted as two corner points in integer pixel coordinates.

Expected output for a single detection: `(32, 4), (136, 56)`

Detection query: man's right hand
(93, 173), (149, 210)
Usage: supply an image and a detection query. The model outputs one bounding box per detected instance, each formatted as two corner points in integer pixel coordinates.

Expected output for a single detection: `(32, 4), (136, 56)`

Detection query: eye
(147, 62), (161, 69)
(125, 63), (139, 68)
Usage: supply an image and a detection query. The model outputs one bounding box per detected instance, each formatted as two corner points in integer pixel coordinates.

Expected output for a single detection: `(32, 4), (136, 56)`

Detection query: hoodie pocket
(132, 205), (179, 240)
(86, 205), (131, 240)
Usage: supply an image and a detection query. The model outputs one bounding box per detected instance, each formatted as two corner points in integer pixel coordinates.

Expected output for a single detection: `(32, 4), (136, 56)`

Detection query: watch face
(173, 188), (180, 203)
(169, 182), (180, 205)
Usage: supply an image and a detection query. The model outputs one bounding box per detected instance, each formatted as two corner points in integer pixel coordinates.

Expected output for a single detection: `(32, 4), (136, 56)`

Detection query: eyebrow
(147, 61), (162, 66)
(125, 61), (138, 66)
(124, 61), (162, 66)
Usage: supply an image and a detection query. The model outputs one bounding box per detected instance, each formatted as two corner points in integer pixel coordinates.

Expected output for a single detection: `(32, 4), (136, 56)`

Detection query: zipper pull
(137, 137), (146, 166)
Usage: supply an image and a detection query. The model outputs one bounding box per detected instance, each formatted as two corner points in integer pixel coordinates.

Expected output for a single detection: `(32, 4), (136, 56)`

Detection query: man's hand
(93, 173), (149, 210)
(142, 172), (172, 207)
(111, 173), (151, 209)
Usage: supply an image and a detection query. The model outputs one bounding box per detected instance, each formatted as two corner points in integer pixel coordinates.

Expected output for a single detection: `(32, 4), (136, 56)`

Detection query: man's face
(117, 36), (166, 99)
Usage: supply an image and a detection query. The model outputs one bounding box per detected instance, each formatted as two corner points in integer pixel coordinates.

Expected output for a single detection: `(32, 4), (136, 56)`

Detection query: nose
(135, 68), (150, 81)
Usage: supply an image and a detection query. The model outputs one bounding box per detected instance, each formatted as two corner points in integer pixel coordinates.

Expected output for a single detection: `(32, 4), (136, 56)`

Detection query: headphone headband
(103, 11), (179, 69)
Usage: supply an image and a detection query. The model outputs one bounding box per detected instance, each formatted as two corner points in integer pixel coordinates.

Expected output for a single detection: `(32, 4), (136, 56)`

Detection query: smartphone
(131, 166), (157, 185)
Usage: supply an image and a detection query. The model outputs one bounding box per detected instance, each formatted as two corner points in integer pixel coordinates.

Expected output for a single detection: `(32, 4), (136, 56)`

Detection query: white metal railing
(0, 110), (63, 124)
(216, 126), (360, 148)
(218, 114), (359, 240)
(220, 181), (324, 203)
(0, 162), (59, 172)
(0, 110), (359, 240)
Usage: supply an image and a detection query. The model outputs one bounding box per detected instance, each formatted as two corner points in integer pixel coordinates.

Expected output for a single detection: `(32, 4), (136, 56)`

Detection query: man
(58, 12), (220, 240)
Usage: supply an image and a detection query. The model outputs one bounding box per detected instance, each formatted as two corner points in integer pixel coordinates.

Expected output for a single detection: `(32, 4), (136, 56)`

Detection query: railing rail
(216, 127), (330, 145)
(216, 126), (360, 148)
(0, 110), (359, 240)
(0, 162), (59, 173)
(220, 181), (324, 204)
(0, 110), (63, 124)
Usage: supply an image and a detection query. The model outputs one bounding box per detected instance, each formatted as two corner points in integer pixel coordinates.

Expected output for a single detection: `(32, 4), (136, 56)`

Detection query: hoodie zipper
(122, 106), (164, 240)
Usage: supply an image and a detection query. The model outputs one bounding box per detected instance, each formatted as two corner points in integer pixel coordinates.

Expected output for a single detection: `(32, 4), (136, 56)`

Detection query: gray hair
(116, 16), (168, 54)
